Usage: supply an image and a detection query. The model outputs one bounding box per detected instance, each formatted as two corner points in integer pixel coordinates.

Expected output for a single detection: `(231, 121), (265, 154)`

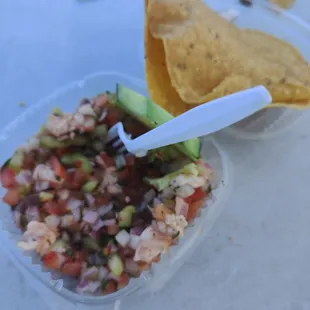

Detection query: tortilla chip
(144, 0), (190, 115)
(145, 0), (310, 112)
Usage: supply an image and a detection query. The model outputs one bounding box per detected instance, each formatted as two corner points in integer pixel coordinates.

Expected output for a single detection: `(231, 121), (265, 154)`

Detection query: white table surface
(1, 0), (310, 309)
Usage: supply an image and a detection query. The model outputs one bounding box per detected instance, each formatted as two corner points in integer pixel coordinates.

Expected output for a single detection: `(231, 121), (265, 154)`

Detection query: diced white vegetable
(129, 235), (141, 250)
(176, 184), (195, 198)
(115, 230), (130, 247)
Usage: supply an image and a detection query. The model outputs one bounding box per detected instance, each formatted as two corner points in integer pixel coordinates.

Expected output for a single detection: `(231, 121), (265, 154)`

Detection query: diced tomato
(2, 187), (20, 206)
(61, 261), (82, 277)
(105, 108), (122, 128)
(22, 153), (36, 170)
(117, 273), (130, 290)
(43, 251), (66, 270)
(184, 188), (207, 204)
(187, 199), (205, 222)
(125, 155), (135, 167)
(102, 280), (117, 295)
(66, 169), (86, 189)
(1, 168), (16, 188)
(99, 152), (115, 167)
(55, 148), (70, 158)
(94, 193), (112, 206)
(50, 156), (67, 180)
(115, 167), (130, 181)
(43, 200), (68, 215)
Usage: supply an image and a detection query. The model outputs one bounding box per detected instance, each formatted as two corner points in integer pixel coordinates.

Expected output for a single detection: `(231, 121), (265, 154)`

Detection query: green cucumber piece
(119, 205), (136, 228)
(116, 84), (200, 160)
(93, 124), (108, 137)
(82, 236), (100, 252)
(9, 152), (24, 172)
(108, 254), (124, 276)
(69, 136), (87, 146)
(61, 153), (92, 174)
(39, 191), (55, 202)
(51, 239), (68, 252)
(82, 179), (99, 193)
(40, 136), (67, 149)
(51, 107), (63, 116)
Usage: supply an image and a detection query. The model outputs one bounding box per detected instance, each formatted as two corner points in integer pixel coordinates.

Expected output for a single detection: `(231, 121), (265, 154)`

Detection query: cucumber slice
(39, 191), (55, 202)
(116, 85), (200, 160)
(108, 254), (124, 277)
(82, 179), (99, 193)
(9, 152), (24, 172)
(119, 205), (136, 228)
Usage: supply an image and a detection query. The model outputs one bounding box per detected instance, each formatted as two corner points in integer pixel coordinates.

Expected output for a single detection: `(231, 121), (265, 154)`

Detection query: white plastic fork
(107, 86), (272, 157)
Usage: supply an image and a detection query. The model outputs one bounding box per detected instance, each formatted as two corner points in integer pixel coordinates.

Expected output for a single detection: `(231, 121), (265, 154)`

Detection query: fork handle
(128, 86), (272, 152)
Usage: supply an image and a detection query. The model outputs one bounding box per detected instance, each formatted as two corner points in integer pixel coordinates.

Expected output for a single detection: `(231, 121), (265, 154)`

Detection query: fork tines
(107, 124), (129, 154)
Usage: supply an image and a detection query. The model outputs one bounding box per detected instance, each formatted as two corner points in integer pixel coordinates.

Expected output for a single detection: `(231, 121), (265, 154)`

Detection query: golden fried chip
(145, 0), (310, 111)
(144, 0), (190, 115)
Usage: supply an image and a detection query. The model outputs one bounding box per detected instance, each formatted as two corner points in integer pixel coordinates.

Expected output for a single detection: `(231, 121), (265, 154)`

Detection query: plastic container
(140, 1), (310, 139)
(0, 72), (231, 310)
(222, 2), (310, 139)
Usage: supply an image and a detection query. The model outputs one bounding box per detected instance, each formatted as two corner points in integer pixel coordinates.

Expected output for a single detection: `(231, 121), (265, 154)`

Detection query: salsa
(0, 92), (213, 295)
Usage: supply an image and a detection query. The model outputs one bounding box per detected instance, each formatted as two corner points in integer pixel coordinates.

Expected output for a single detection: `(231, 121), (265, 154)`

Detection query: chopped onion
(77, 280), (101, 294)
(144, 189), (156, 204)
(98, 203), (113, 216)
(85, 193), (95, 208)
(72, 208), (81, 222)
(125, 258), (140, 277)
(34, 181), (49, 192)
(25, 206), (40, 222)
(129, 235), (141, 250)
(98, 266), (109, 280)
(82, 266), (99, 281)
(15, 170), (32, 186)
(67, 199), (83, 211)
(98, 109), (107, 122)
(83, 210), (99, 224)
(102, 219), (116, 227)
(61, 215), (74, 228)
(153, 198), (162, 207)
(130, 226), (144, 236)
(58, 189), (70, 200)
(115, 230), (130, 247)
(45, 215), (60, 229)
(92, 219), (105, 231)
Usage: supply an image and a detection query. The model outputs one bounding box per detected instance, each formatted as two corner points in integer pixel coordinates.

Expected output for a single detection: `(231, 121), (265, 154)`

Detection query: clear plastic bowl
(223, 2), (310, 139)
(0, 72), (231, 309)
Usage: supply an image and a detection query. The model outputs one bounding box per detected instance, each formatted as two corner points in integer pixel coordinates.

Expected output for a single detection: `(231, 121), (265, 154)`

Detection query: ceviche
(0, 85), (213, 295)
